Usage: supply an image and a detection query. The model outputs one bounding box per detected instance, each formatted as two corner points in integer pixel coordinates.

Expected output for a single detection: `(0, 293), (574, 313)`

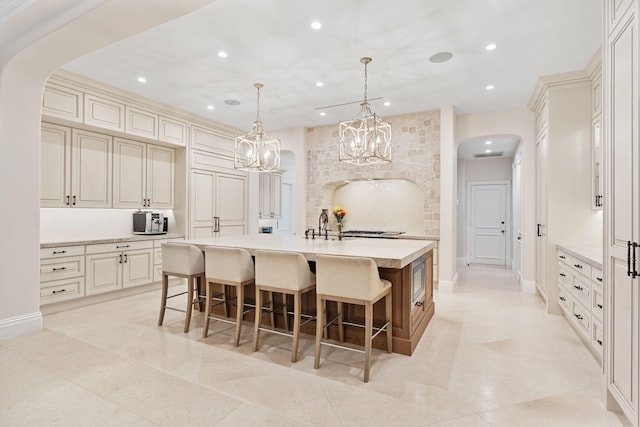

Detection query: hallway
(0, 265), (629, 426)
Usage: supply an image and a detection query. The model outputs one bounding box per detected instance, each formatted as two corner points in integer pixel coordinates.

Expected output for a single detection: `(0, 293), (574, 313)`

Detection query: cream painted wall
(454, 108), (536, 288)
(439, 106), (457, 285)
(0, 0), (216, 339)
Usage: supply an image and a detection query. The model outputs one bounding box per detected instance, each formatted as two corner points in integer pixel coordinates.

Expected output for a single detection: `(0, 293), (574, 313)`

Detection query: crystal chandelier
(339, 57), (392, 165)
(234, 83), (281, 172)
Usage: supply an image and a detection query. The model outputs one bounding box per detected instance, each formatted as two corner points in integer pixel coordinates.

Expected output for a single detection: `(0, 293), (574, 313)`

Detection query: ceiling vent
(474, 152), (503, 158)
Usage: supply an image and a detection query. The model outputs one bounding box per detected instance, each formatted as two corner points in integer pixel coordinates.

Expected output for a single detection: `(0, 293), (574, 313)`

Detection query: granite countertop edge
(41, 233), (185, 248)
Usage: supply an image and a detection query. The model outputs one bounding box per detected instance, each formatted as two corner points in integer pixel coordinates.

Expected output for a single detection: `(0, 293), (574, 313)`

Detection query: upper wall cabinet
(84, 94), (125, 132)
(159, 116), (187, 146)
(42, 83), (83, 123)
(125, 106), (158, 139)
(191, 124), (234, 153)
(589, 53), (603, 209)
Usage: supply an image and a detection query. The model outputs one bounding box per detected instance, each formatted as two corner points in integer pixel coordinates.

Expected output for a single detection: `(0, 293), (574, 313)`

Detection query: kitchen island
(181, 234), (435, 355)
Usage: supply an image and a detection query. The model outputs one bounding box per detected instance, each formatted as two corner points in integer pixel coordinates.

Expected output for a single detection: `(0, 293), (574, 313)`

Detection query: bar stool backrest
(255, 250), (315, 291)
(162, 243), (204, 275)
(204, 246), (254, 283)
(316, 254), (385, 301)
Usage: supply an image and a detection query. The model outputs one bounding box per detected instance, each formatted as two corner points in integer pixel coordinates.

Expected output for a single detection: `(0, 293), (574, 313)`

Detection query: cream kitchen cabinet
(259, 172), (282, 219)
(604, 1), (640, 424)
(113, 138), (174, 209)
(42, 82), (83, 123)
(85, 241), (154, 295)
(39, 245), (85, 304)
(40, 124), (112, 208)
(125, 106), (158, 139)
(190, 168), (247, 239)
(84, 93), (125, 132)
(158, 116), (187, 146)
(190, 124), (234, 153)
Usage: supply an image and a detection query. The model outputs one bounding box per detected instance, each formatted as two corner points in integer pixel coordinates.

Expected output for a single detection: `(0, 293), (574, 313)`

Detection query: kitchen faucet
(318, 209), (329, 240)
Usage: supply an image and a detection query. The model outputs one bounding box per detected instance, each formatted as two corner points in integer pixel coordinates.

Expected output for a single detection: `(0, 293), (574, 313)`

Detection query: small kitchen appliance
(133, 211), (167, 235)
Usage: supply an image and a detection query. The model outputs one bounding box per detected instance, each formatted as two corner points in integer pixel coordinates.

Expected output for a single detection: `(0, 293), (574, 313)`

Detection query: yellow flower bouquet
(333, 206), (346, 224)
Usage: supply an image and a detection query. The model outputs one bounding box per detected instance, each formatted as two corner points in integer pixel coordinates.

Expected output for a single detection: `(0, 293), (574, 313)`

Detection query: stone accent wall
(306, 109), (441, 236)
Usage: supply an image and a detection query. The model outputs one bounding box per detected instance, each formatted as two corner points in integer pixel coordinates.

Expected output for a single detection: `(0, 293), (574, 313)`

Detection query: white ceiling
(457, 135), (519, 160)
(57, 0), (600, 146)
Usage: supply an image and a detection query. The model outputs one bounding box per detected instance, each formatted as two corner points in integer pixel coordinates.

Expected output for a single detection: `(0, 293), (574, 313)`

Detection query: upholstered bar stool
(158, 243), (205, 333)
(314, 254), (393, 382)
(253, 250), (316, 362)
(203, 246), (256, 346)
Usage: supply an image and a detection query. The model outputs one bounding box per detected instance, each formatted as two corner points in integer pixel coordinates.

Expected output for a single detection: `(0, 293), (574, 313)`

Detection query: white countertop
(181, 234), (436, 269)
(40, 233), (185, 248)
(557, 244), (603, 270)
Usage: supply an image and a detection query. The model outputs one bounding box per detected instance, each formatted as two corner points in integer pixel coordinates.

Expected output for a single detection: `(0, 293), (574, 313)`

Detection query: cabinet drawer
(558, 263), (571, 285)
(40, 256), (84, 282)
(570, 259), (591, 278)
(558, 285), (571, 312)
(591, 267), (604, 284)
(40, 277), (85, 304)
(86, 240), (153, 254)
(557, 250), (570, 263)
(592, 287), (604, 323)
(571, 272), (591, 304)
(570, 300), (590, 338)
(591, 319), (604, 361)
(40, 245), (85, 259)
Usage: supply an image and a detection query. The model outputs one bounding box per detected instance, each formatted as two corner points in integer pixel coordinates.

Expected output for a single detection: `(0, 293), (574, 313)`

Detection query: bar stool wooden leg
(184, 276), (194, 333)
(292, 291), (301, 362)
(158, 273), (169, 326)
(385, 291), (393, 353)
(268, 291), (275, 327)
(234, 284), (244, 346)
(364, 301), (373, 383)
(322, 299), (328, 340)
(202, 281), (212, 338)
(337, 301), (344, 342)
(253, 286), (263, 351)
(283, 293), (290, 332)
(314, 295), (324, 369)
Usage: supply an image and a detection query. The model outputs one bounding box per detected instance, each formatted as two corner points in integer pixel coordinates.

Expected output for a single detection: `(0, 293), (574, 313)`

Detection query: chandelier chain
(256, 85), (261, 123)
(363, 61), (368, 103)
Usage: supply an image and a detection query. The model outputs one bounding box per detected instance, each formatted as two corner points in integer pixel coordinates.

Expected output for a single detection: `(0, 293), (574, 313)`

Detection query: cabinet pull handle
(559, 273), (566, 277)
(72, 195), (76, 206)
(123, 254), (128, 263)
(597, 339), (603, 346)
(559, 255), (566, 259)
(574, 285), (583, 291)
(52, 267), (67, 271)
(52, 289), (67, 294)
(414, 301), (423, 307)
(116, 245), (130, 249)
(633, 242), (639, 278)
(537, 223), (542, 237)
(119, 254), (123, 264)
(574, 264), (582, 269)
(597, 277), (603, 282)
(559, 296), (566, 301)
(66, 195), (70, 206)
(52, 250), (67, 255)
(628, 241), (633, 276)
(574, 314), (583, 320)
(213, 217), (220, 233)
(597, 303), (603, 309)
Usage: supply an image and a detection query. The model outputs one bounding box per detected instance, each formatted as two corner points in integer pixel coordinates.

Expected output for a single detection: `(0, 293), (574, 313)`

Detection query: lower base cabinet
(86, 241), (154, 295)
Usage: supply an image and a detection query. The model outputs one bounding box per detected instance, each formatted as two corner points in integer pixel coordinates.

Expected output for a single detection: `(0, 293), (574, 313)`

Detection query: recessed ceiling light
(485, 140), (492, 145)
(485, 149), (492, 153)
(486, 85), (495, 90)
(429, 52), (453, 63)
(311, 21), (322, 30)
(217, 51), (228, 58)
(207, 105), (214, 110)
(485, 43), (497, 51)
(224, 99), (240, 106)
(137, 76), (147, 83)
(384, 101), (391, 107)
(316, 81), (324, 87)
(319, 112), (326, 116)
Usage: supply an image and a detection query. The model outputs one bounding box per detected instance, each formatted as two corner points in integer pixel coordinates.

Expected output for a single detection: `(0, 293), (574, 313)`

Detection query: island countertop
(180, 234), (435, 269)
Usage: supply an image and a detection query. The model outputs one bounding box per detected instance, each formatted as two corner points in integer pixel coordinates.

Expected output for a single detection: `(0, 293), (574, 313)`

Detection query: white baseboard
(0, 312), (42, 340)
(522, 280), (537, 294)
(438, 273), (458, 292)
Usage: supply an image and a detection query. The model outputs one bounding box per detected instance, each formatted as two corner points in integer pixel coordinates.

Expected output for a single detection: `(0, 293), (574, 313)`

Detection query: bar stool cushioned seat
(253, 250), (316, 362)
(158, 243), (205, 333)
(314, 254), (393, 382)
(203, 246), (255, 346)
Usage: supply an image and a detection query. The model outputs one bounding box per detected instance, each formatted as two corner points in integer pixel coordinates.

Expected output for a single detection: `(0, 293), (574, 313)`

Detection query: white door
(276, 183), (292, 234)
(468, 183), (507, 265)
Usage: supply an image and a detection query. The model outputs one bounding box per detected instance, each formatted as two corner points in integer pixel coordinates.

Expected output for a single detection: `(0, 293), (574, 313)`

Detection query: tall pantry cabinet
(604, 1), (640, 425)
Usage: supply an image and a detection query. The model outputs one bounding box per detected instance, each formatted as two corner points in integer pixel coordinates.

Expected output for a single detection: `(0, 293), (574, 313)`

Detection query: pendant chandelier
(339, 57), (392, 165)
(234, 83), (281, 172)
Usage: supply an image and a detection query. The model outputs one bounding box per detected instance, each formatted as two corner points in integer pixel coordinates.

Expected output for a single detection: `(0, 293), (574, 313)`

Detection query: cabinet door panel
(40, 123), (71, 207)
(42, 84), (83, 123)
(84, 94), (124, 131)
(191, 125), (233, 153)
(217, 173), (247, 228)
(147, 146), (174, 209)
(159, 116), (186, 146)
(191, 226), (214, 239)
(191, 170), (215, 228)
(86, 253), (120, 295)
(272, 173), (282, 218)
(72, 129), (112, 208)
(113, 139), (146, 208)
(122, 249), (153, 288)
(125, 106), (158, 139)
